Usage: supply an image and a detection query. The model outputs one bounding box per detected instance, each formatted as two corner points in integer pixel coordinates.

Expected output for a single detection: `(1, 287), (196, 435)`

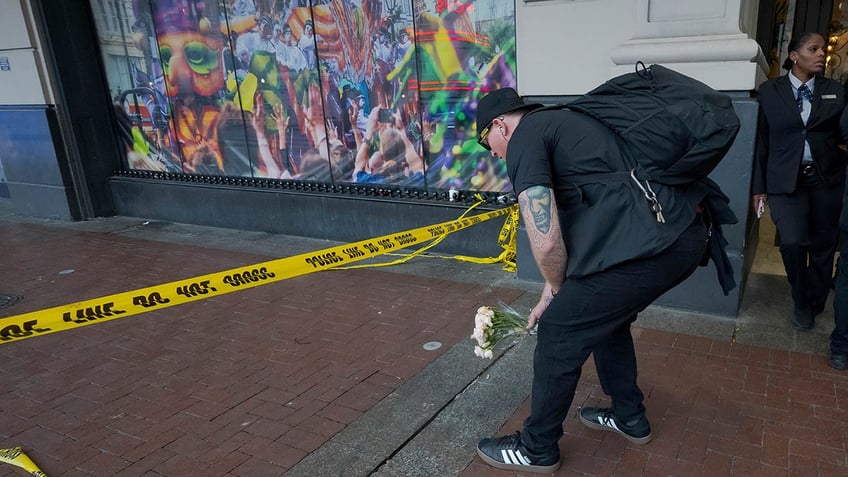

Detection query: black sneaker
(792, 308), (814, 331)
(830, 353), (848, 370)
(476, 431), (561, 473)
(578, 407), (652, 444)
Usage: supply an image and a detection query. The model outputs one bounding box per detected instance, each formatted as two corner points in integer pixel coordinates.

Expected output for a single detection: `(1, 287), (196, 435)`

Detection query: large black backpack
(554, 63), (741, 186)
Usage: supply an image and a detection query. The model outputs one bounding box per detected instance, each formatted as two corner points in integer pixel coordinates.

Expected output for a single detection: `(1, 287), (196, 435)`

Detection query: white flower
(475, 312), (493, 327)
(471, 327), (486, 345)
(474, 345), (494, 359)
(470, 303), (528, 360)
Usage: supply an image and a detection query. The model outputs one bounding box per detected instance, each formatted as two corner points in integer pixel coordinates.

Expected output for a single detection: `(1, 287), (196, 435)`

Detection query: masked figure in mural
(236, 16), (278, 58)
(137, 0), (306, 178)
(374, 27), (395, 66)
(298, 19), (319, 69)
(275, 23), (308, 72)
(395, 29), (412, 67)
(133, 0), (229, 173)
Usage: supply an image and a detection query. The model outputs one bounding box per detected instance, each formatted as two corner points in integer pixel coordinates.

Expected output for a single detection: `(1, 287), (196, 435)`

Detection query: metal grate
(0, 294), (23, 310)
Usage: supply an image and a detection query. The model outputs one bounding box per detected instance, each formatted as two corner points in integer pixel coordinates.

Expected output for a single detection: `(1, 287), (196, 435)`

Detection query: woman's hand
(752, 194), (767, 217)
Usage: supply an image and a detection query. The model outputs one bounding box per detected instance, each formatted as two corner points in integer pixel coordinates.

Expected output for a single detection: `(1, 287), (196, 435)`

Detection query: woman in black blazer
(753, 31), (848, 331)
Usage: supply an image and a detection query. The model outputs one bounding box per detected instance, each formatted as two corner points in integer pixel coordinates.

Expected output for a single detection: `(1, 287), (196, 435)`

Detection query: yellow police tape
(335, 196), (518, 272)
(0, 447), (47, 477)
(0, 202), (518, 346)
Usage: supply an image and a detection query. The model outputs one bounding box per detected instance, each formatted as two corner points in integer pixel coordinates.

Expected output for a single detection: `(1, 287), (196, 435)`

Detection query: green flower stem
(480, 310), (529, 351)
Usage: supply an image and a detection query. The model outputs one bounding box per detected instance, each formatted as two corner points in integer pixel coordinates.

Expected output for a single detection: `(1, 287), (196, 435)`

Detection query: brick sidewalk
(0, 222), (523, 476)
(462, 328), (848, 477)
(4, 220), (848, 476)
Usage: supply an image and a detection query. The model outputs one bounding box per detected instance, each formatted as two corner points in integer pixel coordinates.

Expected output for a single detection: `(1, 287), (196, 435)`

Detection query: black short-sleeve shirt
(506, 109), (702, 277)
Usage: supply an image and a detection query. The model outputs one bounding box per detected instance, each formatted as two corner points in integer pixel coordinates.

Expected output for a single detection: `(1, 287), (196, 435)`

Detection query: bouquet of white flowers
(470, 304), (529, 359)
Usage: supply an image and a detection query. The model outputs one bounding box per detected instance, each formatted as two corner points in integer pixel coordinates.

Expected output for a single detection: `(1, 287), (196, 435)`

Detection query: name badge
(822, 94), (838, 99)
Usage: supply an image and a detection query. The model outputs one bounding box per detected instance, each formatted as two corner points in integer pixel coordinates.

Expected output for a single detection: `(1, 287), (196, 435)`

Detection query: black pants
(521, 219), (708, 452)
(768, 181), (843, 315)
(832, 234), (848, 355)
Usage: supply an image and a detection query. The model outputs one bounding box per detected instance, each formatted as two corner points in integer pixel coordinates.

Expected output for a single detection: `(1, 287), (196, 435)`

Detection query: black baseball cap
(476, 88), (542, 150)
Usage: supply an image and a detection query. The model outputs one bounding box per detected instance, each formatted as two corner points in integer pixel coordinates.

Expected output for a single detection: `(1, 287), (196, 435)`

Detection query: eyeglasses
(477, 116), (503, 151)
(477, 123), (492, 150)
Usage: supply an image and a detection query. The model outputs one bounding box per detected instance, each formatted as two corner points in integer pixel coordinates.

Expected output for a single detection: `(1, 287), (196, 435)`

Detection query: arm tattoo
(519, 185), (567, 286)
(521, 186), (552, 234)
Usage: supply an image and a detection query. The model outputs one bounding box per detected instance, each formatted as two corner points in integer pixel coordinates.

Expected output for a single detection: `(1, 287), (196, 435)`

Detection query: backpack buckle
(630, 170), (666, 223)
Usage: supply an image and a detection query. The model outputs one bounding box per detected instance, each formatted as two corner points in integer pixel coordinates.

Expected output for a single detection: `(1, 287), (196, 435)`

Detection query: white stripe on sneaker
(501, 449), (531, 466)
(601, 415), (621, 432)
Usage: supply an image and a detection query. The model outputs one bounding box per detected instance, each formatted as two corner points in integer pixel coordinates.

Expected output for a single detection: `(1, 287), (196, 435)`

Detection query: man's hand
(528, 282), (557, 329)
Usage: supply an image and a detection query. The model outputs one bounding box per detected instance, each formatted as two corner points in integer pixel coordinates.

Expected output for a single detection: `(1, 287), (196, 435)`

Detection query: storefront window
(90, 0), (517, 192)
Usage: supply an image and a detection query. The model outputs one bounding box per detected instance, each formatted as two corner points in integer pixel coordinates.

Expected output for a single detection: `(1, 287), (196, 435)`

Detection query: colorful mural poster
(92, 0), (517, 192)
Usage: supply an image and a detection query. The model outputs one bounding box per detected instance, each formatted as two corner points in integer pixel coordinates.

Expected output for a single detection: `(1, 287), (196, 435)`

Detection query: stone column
(610, 0), (768, 91)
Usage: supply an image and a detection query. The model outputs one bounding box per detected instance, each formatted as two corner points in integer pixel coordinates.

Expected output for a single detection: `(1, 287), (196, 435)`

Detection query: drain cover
(0, 294), (23, 310)
(422, 341), (442, 351)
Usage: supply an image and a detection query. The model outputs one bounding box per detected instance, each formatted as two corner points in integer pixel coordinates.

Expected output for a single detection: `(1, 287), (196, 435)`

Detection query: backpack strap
(566, 170), (666, 223)
(564, 171), (630, 186)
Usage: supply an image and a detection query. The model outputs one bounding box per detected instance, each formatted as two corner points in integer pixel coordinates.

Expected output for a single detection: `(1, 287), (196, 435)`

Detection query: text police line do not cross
(0, 207), (513, 345)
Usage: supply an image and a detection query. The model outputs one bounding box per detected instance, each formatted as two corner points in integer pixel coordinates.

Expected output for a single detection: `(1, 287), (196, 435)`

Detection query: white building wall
(0, 0), (54, 105)
(515, 0), (768, 94)
(516, 0), (637, 95)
